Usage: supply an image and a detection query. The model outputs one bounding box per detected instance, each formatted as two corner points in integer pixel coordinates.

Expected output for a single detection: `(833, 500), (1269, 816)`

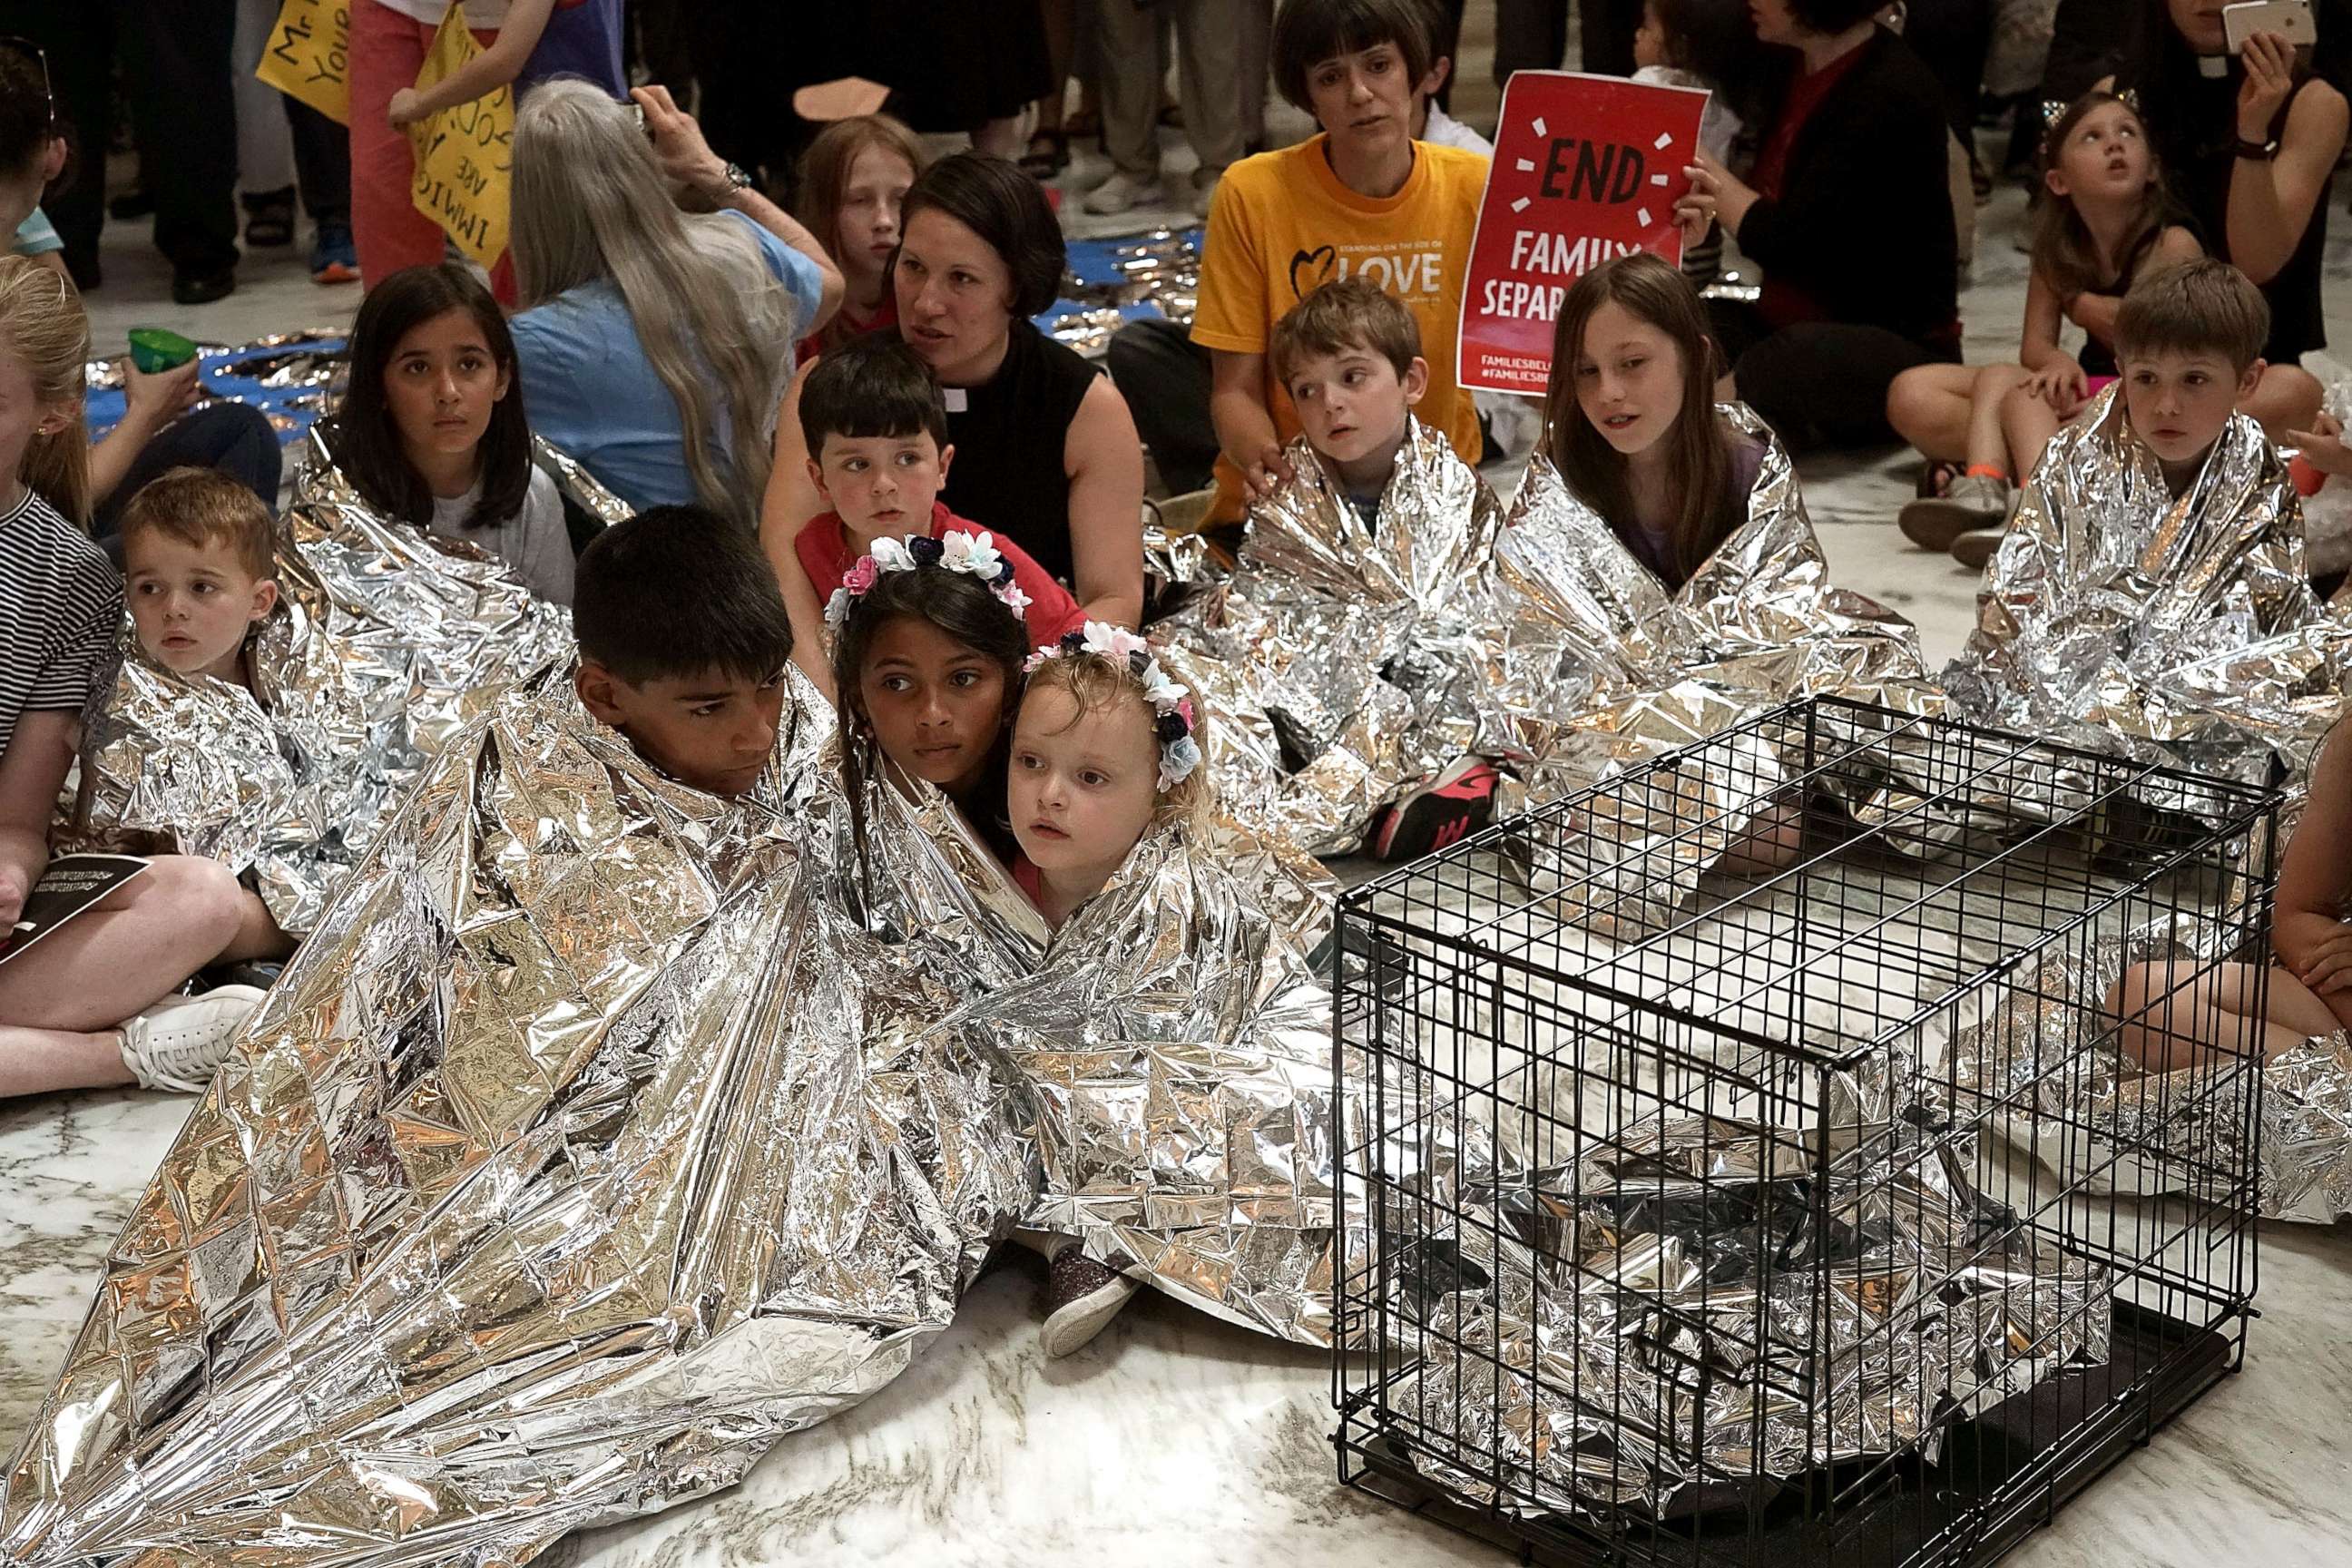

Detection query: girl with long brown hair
(1544, 252), (1754, 591)
(1887, 88), (2200, 564)
(792, 115), (928, 363)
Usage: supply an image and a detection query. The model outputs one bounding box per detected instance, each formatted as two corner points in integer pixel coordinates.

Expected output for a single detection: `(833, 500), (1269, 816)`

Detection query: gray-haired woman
(508, 83), (843, 528)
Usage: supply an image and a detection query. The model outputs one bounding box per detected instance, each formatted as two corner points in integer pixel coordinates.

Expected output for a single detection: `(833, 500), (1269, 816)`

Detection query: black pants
(0, 1), (111, 282)
(1493, 0), (1568, 83)
(1106, 317), (1220, 496)
(284, 100), (353, 230)
(94, 404), (283, 542)
(123, 0), (241, 277)
(1710, 303), (1955, 453)
(1901, 0), (1993, 156)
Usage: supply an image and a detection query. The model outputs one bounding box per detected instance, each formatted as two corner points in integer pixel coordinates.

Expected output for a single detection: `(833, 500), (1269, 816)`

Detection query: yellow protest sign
(407, 4), (514, 271)
(254, 0), (350, 124)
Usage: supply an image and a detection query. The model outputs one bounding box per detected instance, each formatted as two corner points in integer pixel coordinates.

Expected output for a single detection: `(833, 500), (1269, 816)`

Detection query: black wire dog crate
(1334, 697), (2278, 1568)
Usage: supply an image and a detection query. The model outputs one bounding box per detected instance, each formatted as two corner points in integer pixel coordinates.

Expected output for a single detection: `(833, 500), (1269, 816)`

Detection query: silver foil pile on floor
(2, 683), (1043, 1565)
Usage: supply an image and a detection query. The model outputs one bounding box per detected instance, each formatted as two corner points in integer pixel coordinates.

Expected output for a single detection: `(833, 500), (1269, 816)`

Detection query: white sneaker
(1083, 171), (1164, 216)
(117, 985), (267, 1093)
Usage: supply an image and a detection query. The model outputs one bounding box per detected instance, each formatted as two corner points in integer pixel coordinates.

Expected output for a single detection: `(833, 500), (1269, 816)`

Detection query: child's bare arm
(388, 0), (555, 124)
(758, 360), (836, 696)
(0, 711), (75, 927)
(2274, 728), (2352, 1032)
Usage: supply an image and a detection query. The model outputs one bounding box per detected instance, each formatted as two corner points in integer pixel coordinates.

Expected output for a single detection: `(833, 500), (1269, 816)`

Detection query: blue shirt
(511, 211), (822, 513)
(12, 208), (62, 258)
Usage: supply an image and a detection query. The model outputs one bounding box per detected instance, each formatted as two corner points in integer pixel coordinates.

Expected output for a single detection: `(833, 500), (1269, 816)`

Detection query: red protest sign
(1458, 72), (1710, 397)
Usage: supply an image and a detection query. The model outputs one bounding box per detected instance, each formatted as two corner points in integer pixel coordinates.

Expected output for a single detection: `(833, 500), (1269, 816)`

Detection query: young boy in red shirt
(794, 336), (1085, 670)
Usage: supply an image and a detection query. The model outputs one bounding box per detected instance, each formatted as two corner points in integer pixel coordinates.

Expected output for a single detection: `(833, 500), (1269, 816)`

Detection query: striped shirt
(0, 486), (121, 765)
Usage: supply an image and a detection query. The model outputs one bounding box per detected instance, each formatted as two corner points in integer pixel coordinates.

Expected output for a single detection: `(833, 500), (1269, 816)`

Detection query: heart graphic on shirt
(1288, 244), (1338, 300)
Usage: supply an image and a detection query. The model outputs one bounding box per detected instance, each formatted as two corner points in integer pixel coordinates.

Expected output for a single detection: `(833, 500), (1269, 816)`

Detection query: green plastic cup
(127, 327), (199, 374)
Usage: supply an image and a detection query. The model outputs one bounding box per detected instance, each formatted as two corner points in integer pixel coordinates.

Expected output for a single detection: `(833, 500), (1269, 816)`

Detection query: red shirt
(797, 500), (1088, 650)
(1751, 44), (1869, 330)
(795, 295), (899, 366)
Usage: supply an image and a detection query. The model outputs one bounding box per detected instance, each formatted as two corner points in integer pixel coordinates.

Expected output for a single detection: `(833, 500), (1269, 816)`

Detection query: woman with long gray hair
(508, 82), (843, 526)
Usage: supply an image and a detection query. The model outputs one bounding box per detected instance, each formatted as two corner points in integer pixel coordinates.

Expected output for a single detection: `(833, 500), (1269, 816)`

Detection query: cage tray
(1343, 1298), (2239, 1567)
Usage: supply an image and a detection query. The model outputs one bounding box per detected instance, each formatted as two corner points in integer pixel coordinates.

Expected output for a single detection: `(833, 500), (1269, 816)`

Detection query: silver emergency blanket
(1945, 386), (2352, 797)
(1947, 916), (2346, 1222)
(1476, 408), (1934, 929)
(1043, 228), (1200, 358)
(929, 819), (1350, 1345)
(73, 432), (577, 935)
(0, 681), (1041, 1566)
(1157, 416), (1505, 855)
(1389, 1110), (2112, 1514)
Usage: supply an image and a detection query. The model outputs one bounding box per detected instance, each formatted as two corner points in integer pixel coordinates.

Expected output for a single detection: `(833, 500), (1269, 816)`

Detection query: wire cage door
(1333, 696), (2277, 1568)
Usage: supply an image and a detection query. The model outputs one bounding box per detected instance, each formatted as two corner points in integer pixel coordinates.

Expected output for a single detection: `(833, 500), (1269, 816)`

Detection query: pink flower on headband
(1177, 696), (1196, 729)
(841, 556), (880, 595)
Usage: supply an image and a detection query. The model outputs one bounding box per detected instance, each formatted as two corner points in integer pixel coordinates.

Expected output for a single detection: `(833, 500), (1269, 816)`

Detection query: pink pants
(348, 0), (514, 299)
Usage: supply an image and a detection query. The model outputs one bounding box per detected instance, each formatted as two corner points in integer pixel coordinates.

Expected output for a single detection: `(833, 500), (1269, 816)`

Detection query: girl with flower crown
(1008, 623), (1208, 930)
(828, 529), (1041, 863)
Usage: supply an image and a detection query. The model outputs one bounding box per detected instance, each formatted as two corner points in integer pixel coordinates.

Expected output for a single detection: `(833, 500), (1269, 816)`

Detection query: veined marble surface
(4, 1082), (2350, 1568)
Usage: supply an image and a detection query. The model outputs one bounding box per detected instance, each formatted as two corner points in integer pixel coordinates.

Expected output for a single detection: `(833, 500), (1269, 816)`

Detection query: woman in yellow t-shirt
(1104, 0), (1491, 524)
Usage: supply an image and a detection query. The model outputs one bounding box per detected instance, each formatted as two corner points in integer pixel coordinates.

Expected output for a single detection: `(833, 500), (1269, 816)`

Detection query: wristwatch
(2235, 135), (2280, 161)
(703, 160), (754, 201)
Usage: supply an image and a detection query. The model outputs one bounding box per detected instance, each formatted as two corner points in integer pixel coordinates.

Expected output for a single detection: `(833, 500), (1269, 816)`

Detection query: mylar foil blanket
(1945, 386), (2350, 801)
(86, 329), (348, 445)
(1156, 416), (1505, 856)
(1388, 1114), (2112, 1515)
(1480, 408), (1933, 931)
(76, 603), (369, 937)
(74, 433), (580, 935)
(927, 819), (1356, 1346)
(0, 683), (1039, 1566)
(285, 428), (574, 762)
(1041, 228), (1200, 357)
(1947, 916), (2331, 1220)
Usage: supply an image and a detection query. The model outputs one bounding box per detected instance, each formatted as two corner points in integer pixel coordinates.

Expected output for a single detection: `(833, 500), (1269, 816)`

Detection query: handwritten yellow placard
(407, 4), (514, 271)
(254, 0), (350, 124)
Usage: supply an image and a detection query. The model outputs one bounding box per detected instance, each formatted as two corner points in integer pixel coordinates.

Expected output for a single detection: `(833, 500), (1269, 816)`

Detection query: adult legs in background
(233, 0), (298, 237)
(1494, 0), (1569, 83)
(1107, 317), (1220, 495)
(1711, 303), (1948, 451)
(0, 3), (113, 288)
(1090, 0), (1171, 206)
(1901, 0), (1994, 162)
(1172, 0), (1248, 205)
(93, 404), (285, 539)
(348, 0), (446, 286)
(1576, 0), (1646, 74)
(120, 0), (243, 297)
(289, 98), (358, 279)
(1237, 0), (1271, 148)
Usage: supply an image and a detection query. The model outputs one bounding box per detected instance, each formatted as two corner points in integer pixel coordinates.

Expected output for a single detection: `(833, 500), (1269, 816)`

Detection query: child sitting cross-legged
(572, 505), (798, 800)
(791, 334), (1086, 683)
(0, 259), (275, 1100)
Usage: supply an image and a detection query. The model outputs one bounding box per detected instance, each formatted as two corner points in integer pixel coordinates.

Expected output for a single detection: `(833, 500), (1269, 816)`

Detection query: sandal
(1020, 127), (1071, 179)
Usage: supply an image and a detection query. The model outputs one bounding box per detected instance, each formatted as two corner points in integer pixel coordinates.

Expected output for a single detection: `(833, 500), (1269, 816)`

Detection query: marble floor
(18, 35), (2352, 1568)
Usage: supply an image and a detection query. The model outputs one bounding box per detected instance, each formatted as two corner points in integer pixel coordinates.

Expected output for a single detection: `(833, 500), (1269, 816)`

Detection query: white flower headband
(824, 529), (1034, 628)
(1022, 621), (1202, 792)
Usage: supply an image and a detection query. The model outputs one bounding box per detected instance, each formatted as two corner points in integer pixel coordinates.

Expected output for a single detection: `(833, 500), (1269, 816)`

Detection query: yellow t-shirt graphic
(1191, 134), (1491, 520)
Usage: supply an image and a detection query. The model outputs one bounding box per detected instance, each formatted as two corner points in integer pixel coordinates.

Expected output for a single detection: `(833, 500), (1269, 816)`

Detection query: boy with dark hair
(1124, 0), (1488, 523)
(2112, 259), (2269, 496)
(792, 336), (1085, 656)
(573, 504), (799, 799)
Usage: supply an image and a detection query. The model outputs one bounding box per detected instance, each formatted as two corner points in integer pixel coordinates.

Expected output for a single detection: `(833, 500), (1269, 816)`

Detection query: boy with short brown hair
(118, 467), (280, 689)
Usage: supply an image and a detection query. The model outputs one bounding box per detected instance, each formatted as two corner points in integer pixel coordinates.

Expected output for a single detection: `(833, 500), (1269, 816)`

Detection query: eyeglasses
(0, 36), (53, 132)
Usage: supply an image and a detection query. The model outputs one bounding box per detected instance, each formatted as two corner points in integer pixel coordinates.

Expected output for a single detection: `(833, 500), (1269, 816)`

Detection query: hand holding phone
(2222, 0), (2317, 54)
